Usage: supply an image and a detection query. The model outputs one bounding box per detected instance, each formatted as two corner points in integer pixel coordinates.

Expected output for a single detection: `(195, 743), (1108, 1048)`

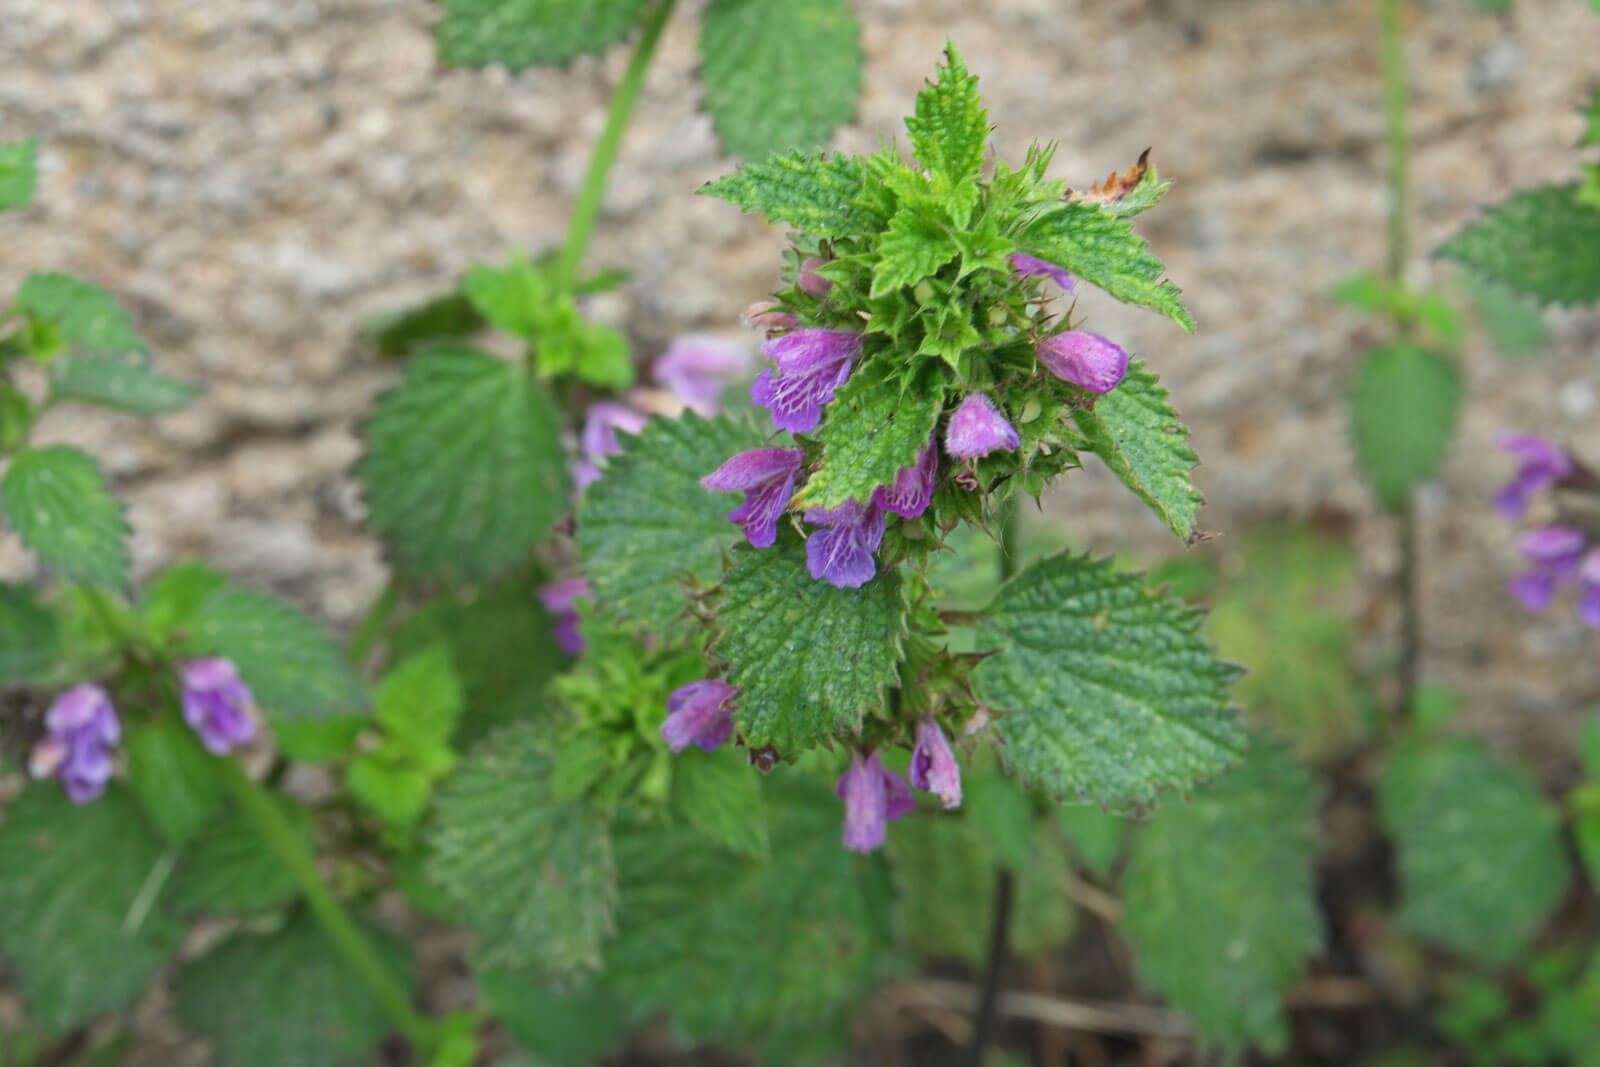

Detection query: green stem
(551, 0), (678, 291)
(347, 579), (400, 669)
(220, 759), (436, 1053)
(1379, 0), (1410, 285)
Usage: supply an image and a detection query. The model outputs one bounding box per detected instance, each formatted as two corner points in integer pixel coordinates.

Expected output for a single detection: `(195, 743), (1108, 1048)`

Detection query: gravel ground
(1, 0), (1597, 756)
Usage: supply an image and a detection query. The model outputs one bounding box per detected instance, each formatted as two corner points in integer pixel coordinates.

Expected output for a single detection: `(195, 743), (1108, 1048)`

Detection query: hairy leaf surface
(1439, 183), (1600, 307)
(1022, 203), (1194, 330)
(1, 445), (128, 588)
(436, 0), (647, 69)
(799, 373), (943, 508)
(701, 151), (870, 237)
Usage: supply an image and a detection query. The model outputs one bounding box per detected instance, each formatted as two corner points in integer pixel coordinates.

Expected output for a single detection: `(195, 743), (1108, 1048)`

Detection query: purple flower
(1009, 252), (1074, 290)
(575, 403), (651, 492)
(909, 719), (962, 809)
(1508, 525), (1587, 613)
(872, 437), (938, 520)
(742, 301), (800, 333)
(1038, 331), (1129, 395)
(798, 256), (833, 298)
(702, 448), (805, 549)
(29, 684), (120, 805)
(181, 658), (258, 756)
(661, 679), (739, 753)
(1496, 433), (1573, 519)
(653, 334), (746, 417)
(1579, 549), (1600, 629)
(945, 393), (1020, 459)
(805, 500), (887, 589)
(750, 329), (861, 433)
(538, 576), (590, 655)
(836, 750), (914, 853)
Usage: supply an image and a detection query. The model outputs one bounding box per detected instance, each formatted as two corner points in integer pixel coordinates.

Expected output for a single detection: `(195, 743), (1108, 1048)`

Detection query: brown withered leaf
(1067, 148), (1152, 205)
(746, 744), (782, 774)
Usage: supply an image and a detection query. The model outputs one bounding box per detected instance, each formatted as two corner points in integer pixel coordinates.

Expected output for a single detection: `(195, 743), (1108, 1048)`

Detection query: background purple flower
(538, 576), (590, 655)
(702, 448), (805, 549)
(1009, 252), (1074, 290)
(653, 334), (746, 417)
(1038, 331), (1129, 395)
(1579, 549), (1600, 629)
(909, 719), (962, 809)
(1508, 525), (1587, 613)
(805, 500), (887, 588)
(945, 393), (1020, 459)
(1496, 433), (1573, 519)
(181, 658), (258, 755)
(661, 679), (739, 752)
(751, 328), (860, 433)
(30, 684), (120, 805)
(575, 403), (650, 491)
(836, 750), (914, 853)
(873, 437), (938, 519)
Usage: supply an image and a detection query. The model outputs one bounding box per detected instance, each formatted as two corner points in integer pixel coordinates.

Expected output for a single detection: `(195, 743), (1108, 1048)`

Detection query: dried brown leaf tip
(1067, 147), (1153, 205)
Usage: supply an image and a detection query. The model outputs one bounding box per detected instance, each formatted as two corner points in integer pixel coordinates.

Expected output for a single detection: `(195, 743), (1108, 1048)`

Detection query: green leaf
(1022, 202), (1194, 331)
(975, 552), (1245, 807)
(964, 771), (1034, 871)
(126, 720), (225, 846)
(578, 411), (766, 632)
(1380, 737), (1569, 966)
(175, 910), (411, 1067)
(699, 0), (861, 158)
(1121, 741), (1321, 1054)
(1072, 359), (1204, 542)
(477, 971), (630, 1065)
(375, 645), (463, 746)
(1459, 273), (1549, 358)
(1569, 783), (1600, 888)
(347, 755), (440, 829)
(48, 354), (199, 415)
(428, 720), (618, 977)
(0, 138), (37, 211)
(700, 150), (870, 238)
(0, 582), (58, 683)
(669, 746), (769, 859)
(887, 812), (1076, 969)
(1584, 89), (1600, 147)
(604, 776), (898, 1053)
(359, 347), (567, 584)
(1580, 717), (1600, 780)
(716, 538), (908, 754)
(169, 800), (309, 916)
(16, 273), (147, 356)
(1438, 183), (1600, 307)
(1055, 803), (1125, 878)
(435, 0), (648, 70)
(188, 585), (366, 720)
(139, 561), (227, 643)
(871, 209), (961, 297)
(903, 41), (988, 209)
(0, 787), (183, 1031)
(460, 260), (546, 341)
(365, 291), (485, 358)
(273, 715), (366, 763)
(0, 445), (129, 588)
(1349, 342), (1462, 511)
(799, 374), (943, 508)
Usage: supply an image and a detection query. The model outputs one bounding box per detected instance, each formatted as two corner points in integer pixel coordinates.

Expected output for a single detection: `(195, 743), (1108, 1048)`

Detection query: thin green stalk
(551, 0), (678, 291)
(347, 578), (400, 669)
(219, 758), (436, 1053)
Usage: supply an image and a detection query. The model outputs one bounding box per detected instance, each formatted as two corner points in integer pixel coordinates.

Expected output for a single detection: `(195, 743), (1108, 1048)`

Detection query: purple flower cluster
(1496, 434), (1600, 628)
(652, 334), (746, 417)
(30, 658), (257, 805)
(835, 720), (963, 852)
(538, 576), (590, 655)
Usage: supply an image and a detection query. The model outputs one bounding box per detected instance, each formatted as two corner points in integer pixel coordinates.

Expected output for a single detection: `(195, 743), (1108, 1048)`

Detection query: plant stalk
(220, 758), (436, 1053)
(552, 0), (677, 291)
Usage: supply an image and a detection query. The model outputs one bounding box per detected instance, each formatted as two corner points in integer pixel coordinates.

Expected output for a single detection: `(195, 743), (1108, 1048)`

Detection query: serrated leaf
(1072, 359), (1204, 541)
(126, 720), (225, 846)
(974, 552), (1245, 807)
(0, 445), (129, 588)
(139, 561), (227, 644)
(375, 645), (463, 746)
(887, 812), (1075, 969)
(700, 150), (870, 238)
(359, 347), (567, 584)
(799, 374), (943, 508)
(1121, 741), (1321, 1054)
(365, 291), (486, 358)
(0, 787), (183, 1031)
(904, 41), (988, 210)
(577, 411), (765, 632)
(460, 260), (545, 341)
(669, 746), (769, 859)
(175, 911), (411, 1067)
(49, 354), (199, 415)
(0, 138), (37, 211)
(435, 0), (648, 70)
(1022, 202), (1194, 331)
(477, 971), (630, 1065)
(1438, 183), (1600, 307)
(16, 273), (147, 356)
(1380, 737), (1569, 966)
(699, 0), (860, 159)
(188, 586), (366, 720)
(871, 209), (961, 297)
(1349, 342), (1461, 511)
(169, 800), (309, 916)
(429, 720), (618, 977)
(604, 776), (898, 1052)
(715, 538), (908, 754)
(0, 582), (58, 683)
